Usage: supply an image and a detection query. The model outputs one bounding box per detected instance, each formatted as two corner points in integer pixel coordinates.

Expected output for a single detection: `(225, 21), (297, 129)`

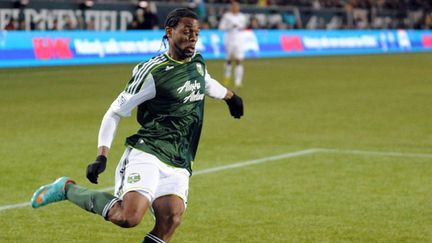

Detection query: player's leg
(107, 148), (160, 227)
(31, 148), (156, 229)
(223, 44), (234, 86)
(65, 147), (152, 224)
(233, 44), (245, 89)
(224, 60), (232, 86)
(31, 178), (150, 227)
(106, 191), (150, 228)
(69, 148), (158, 228)
(66, 147), (151, 224)
(30, 148), (130, 214)
(144, 195), (185, 243)
(234, 59), (243, 88)
(67, 148), (159, 228)
(31, 176), (120, 219)
(144, 163), (190, 242)
(62, 148), (136, 217)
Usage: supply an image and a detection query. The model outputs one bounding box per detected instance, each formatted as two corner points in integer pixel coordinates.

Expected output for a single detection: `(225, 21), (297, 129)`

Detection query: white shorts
(114, 147), (190, 208)
(225, 41), (245, 60)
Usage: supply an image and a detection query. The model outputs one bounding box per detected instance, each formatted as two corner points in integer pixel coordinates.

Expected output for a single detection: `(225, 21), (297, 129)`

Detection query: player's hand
(225, 93), (244, 119)
(86, 155), (107, 184)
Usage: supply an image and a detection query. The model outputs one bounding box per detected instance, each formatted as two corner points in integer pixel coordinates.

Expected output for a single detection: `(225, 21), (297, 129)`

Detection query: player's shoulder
(143, 53), (168, 66)
(222, 12), (233, 18)
(192, 52), (206, 64)
(132, 53), (168, 76)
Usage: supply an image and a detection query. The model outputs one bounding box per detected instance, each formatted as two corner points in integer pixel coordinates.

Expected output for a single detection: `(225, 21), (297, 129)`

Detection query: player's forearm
(97, 109), (121, 157)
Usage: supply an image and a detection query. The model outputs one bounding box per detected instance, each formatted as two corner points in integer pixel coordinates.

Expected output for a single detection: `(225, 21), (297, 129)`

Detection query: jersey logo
(196, 63), (204, 76)
(177, 80), (204, 103)
(165, 65), (174, 71)
(117, 94), (127, 106)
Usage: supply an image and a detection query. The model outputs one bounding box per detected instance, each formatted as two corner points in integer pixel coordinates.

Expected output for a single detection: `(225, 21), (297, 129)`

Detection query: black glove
(86, 155), (107, 184)
(225, 93), (244, 119)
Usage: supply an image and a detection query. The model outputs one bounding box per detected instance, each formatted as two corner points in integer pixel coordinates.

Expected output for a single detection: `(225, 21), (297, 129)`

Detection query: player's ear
(165, 27), (172, 39)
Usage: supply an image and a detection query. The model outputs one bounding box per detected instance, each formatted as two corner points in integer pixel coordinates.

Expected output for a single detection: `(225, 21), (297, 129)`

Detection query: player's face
(167, 17), (200, 61)
(231, 2), (240, 13)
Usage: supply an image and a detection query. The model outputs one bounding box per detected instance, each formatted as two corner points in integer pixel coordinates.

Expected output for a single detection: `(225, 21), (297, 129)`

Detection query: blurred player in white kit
(218, 1), (247, 89)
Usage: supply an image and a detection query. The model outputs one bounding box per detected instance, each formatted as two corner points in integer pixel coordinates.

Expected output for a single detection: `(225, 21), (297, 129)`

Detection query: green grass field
(1, 53), (432, 242)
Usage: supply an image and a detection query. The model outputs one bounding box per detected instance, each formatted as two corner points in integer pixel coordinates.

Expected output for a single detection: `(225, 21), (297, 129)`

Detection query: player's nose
(189, 33), (198, 43)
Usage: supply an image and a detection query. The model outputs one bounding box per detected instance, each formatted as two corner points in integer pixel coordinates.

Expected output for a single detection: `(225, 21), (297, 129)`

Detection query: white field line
(2, 147), (432, 212)
(193, 148), (321, 176)
(318, 148), (432, 159)
(0, 148), (319, 212)
(0, 202), (30, 211)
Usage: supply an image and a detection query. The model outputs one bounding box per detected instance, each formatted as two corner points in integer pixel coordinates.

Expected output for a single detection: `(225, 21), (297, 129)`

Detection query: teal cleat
(31, 176), (75, 208)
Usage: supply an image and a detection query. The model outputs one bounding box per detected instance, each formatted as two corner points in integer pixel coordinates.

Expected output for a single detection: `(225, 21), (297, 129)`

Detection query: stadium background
(1, 1), (432, 242)
(1, 0), (432, 67)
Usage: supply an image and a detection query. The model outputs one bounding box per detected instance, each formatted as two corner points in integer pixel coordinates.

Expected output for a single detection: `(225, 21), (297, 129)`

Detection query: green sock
(65, 184), (117, 218)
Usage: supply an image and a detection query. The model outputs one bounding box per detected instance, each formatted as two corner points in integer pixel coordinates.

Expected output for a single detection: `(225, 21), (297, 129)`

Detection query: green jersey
(118, 53), (214, 173)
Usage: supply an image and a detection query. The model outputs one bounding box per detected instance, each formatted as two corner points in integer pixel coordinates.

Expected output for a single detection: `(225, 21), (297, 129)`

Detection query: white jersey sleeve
(110, 74), (156, 117)
(205, 68), (227, 99)
(97, 109), (120, 148)
(97, 66), (157, 148)
(218, 13), (230, 31)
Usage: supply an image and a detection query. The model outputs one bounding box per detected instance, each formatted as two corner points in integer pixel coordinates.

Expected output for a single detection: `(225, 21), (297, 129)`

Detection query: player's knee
(108, 202), (145, 228)
(172, 214), (182, 228)
(117, 214), (142, 228)
(164, 212), (182, 229)
(117, 214), (141, 228)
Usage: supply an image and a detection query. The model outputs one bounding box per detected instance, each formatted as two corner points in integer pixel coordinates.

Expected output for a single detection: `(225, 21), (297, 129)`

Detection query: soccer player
(218, 1), (247, 89)
(30, 8), (243, 243)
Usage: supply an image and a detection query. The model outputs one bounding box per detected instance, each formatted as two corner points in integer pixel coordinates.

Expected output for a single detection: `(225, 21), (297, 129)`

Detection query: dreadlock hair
(161, 8), (198, 48)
